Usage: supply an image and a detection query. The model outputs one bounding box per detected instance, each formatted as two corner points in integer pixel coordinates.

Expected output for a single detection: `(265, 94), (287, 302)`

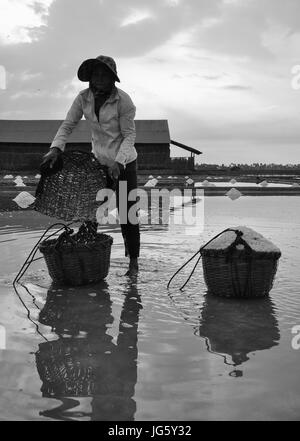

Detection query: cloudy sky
(0, 0), (299, 164)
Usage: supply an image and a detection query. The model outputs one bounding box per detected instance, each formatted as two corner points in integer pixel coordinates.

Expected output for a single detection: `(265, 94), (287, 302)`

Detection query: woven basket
(34, 150), (107, 222)
(39, 232), (113, 286)
(201, 227), (281, 298)
(36, 338), (100, 398)
(35, 337), (133, 399)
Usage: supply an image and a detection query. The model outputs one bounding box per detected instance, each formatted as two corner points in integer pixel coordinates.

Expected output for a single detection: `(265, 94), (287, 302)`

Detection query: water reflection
(197, 294), (280, 375)
(35, 280), (141, 421)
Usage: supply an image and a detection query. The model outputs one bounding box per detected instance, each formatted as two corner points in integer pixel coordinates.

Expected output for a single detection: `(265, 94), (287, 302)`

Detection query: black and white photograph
(0, 0), (299, 425)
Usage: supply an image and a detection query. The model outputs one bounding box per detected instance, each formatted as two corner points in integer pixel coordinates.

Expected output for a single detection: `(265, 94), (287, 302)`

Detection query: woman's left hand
(108, 162), (124, 180)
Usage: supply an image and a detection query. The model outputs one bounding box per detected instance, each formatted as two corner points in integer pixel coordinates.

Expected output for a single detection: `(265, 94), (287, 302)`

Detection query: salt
(204, 226), (281, 253)
(144, 179), (157, 187)
(12, 191), (36, 208)
(226, 188), (242, 200)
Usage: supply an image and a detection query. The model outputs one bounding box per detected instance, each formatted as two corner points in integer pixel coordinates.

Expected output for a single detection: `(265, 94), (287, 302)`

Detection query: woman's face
(90, 63), (114, 92)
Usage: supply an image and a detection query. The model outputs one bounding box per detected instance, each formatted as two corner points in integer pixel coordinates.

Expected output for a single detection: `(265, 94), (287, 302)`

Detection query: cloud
(188, 0), (300, 62)
(221, 84), (252, 90)
(0, 0), (221, 117)
(191, 2), (274, 60)
(120, 9), (154, 27)
(0, 1), (219, 84)
(0, 0), (300, 163)
(202, 74), (225, 80)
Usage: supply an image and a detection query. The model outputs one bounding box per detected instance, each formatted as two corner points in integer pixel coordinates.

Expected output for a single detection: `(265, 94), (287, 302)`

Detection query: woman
(42, 55), (140, 276)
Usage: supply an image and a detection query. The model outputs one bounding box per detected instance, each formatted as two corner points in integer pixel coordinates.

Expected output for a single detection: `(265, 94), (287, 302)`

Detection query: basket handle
(225, 230), (253, 263)
(54, 227), (76, 249)
(167, 228), (243, 290)
(13, 222), (75, 285)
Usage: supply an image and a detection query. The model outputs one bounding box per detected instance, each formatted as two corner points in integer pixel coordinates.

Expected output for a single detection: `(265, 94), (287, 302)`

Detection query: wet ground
(0, 195), (300, 421)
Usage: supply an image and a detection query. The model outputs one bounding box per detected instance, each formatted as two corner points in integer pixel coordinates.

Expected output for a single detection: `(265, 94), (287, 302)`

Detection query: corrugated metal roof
(135, 120), (170, 143)
(0, 119), (170, 144)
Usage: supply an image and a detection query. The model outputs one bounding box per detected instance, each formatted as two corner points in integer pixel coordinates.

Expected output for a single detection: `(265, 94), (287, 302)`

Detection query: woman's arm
(115, 97), (136, 167)
(50, 93), (83, 152)
(42, 94), (83, 167)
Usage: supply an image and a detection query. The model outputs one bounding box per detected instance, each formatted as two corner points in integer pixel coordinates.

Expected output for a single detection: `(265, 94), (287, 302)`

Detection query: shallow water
(0, 196), (300, 421)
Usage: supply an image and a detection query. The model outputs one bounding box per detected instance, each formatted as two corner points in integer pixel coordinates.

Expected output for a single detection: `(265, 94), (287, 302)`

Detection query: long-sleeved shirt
(50, 86), (137, 168)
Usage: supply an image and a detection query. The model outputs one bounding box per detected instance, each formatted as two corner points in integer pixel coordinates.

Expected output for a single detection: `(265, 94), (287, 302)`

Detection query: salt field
(195, 181), (293, 187)
(0, 195), (299, 421)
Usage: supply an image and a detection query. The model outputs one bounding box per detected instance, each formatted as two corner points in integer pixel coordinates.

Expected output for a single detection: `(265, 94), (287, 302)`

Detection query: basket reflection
(35, 281), (142, 421)
(197, 293), (280, 368)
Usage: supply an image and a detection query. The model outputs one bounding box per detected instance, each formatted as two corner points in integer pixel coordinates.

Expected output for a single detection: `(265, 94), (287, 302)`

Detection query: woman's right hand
(42, 147), (61, 168)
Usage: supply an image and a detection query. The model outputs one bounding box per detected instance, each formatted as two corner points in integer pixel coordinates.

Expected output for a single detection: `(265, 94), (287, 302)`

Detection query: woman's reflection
(197, 293), (280, 374)
(35, 280), (141, 420)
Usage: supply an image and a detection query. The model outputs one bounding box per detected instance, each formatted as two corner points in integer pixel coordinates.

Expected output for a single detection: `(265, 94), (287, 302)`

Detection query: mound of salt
(4, 175), (14, 179)
(226, 188), (242, 200)
(259, 180), (268, 187)
(144, 179), (156, 187)
(13, 191), (36, 208)
(230, 179), (237, 184)
(14, 177), (24, 184)
(204, 226), (281, 254)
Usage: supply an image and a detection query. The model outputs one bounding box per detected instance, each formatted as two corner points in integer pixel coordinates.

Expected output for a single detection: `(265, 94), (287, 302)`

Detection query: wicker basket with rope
(39, 223), (113, 286)
(29, 150), (115, 286)
(167, 226), (281, 298)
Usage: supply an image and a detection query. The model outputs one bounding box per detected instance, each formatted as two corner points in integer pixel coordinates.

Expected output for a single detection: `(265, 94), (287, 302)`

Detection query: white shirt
(50, 87), (137, 168)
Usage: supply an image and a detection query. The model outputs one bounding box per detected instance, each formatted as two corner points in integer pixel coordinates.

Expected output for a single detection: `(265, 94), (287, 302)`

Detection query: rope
(167, 227), (241, 290)
(167, 227), (258, 369)
(12, 222), (76, 341)
(13, 222), (74, 285)
(12, 283), (49, 342)
(192, 327), (236, 366)
(167, 293), (237, 367)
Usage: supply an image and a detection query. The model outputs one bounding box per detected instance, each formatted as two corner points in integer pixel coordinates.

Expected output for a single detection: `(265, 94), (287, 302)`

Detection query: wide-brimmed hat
(77, 55), (120, 82)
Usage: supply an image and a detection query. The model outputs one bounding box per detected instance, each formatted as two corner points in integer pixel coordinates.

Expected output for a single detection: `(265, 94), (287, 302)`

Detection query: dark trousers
(115, 160), (140, 259)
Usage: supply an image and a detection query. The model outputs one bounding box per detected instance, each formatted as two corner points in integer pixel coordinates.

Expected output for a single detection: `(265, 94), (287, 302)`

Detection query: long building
(0, 119), (201, 171)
